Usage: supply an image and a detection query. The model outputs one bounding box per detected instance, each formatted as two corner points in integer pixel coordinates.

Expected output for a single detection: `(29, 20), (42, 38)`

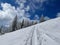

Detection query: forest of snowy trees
(0, 0), (51, 35)
(0, 14), (48, 35)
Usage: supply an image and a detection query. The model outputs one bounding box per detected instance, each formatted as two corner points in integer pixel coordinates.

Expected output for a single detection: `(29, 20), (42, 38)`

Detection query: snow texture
(0, 17), (60, 45)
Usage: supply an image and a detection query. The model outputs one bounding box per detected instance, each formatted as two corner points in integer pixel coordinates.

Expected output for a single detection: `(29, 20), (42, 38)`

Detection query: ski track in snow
(0, 25), (60, 45)
(0, 18), (60, 45)
(23, 25), (60, 45)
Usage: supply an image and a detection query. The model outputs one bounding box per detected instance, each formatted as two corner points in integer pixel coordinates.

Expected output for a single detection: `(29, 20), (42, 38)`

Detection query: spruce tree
(12, 15), (17, 31)
(0, 26), (3, 34)
(21, 19), (24, 28)
(0, 26), (2, 33)
(40, 14), (45, 23)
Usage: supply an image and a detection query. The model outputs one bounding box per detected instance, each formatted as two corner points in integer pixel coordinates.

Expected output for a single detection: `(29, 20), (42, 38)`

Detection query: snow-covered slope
(0, 17), (60, 45)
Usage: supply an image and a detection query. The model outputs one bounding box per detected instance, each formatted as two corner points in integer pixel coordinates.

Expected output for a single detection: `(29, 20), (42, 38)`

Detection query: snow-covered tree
(24, 19), (30, 27)
(21, 19), (24, 28)
(11, 15), (17, 31)
(0, 26), (2, 33)
(0, 26), (5, 35)
(17, 21), (22, 29)
(40, 14), (45, 22)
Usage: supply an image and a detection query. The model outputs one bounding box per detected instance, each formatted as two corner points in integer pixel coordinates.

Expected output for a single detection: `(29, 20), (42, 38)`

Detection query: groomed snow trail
(24, 25), (60, 45)
(0, 18), (60, 45)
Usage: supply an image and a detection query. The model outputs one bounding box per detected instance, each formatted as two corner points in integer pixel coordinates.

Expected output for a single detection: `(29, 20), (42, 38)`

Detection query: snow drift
(0, 17), (60, 45)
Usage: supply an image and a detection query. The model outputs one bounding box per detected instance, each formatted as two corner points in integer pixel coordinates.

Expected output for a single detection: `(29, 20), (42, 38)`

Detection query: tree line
(0, 15), (47, 34)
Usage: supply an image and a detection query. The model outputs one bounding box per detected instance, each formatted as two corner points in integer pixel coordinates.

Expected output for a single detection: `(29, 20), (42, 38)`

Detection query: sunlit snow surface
(0, 18), (60, 45)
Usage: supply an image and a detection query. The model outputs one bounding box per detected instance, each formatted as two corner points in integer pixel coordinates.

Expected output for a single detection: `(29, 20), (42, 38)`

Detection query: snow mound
(0, 17), (60, 45)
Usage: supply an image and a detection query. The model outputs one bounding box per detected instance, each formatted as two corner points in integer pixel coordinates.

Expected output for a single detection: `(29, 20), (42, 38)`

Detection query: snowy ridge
(0, 17), (60, 45)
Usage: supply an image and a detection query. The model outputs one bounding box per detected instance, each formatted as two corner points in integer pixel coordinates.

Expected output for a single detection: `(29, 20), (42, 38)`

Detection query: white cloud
(24, 13), (31, 18)
(44, 16), (50, 20)
(16, 0), (47, 11)
(0, 3), (18, 26)
(16, 0), (26, 4)
(25, 6), (30, 11)
(34, 15), (39, 20)
(0, 3), (31, 26)
(56, 13), (60, 17)
(0, 3), (17, 20)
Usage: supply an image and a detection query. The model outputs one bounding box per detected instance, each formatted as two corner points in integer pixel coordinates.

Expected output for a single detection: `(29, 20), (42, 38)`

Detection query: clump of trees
(0, 14), (49, 34)
(0, 26), (5, 35)
(10, 15), (46, 32)
(10, 15), (39, 32)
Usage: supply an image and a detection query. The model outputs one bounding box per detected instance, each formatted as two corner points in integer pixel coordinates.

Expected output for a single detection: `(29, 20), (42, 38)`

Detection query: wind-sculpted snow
(0, 17), (60, 45)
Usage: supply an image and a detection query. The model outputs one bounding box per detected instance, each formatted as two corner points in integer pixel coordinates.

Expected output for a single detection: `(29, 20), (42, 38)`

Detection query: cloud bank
(0, 0), (52, 26)
(0, 2), (30, 26)
(56, 13), (60, 17)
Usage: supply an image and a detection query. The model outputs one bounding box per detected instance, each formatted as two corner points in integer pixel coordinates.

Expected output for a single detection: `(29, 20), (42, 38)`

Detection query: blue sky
(0, 0), (60, 20)
(0, 0), (60, 26)
(0, 0), (18, 9)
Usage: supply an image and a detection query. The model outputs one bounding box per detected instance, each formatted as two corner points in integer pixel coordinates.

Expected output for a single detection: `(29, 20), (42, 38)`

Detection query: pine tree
(0, 26), (3, 34)
(0, 26), (2, 33)
(21, 19), (24, 28)
(34, 21), (37, 24)
(11, 15), (17, 31)
(40, 14), (45, 23)
(17, 22), (22, 29)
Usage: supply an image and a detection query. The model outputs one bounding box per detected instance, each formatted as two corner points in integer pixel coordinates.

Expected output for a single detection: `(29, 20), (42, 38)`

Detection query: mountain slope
(0, 17), (60, 45)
